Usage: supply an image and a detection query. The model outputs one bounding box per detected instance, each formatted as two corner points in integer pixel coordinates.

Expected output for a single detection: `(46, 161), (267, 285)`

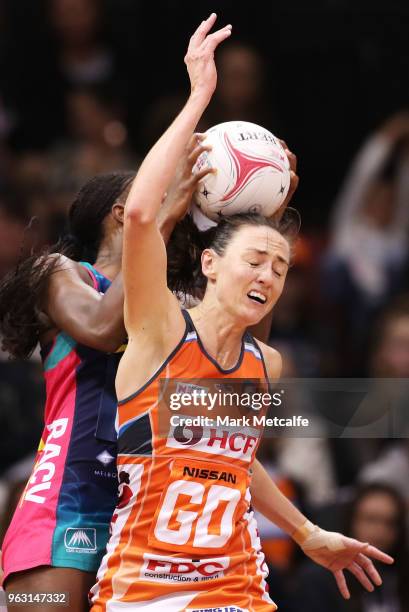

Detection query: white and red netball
(193, 121), (291, 221)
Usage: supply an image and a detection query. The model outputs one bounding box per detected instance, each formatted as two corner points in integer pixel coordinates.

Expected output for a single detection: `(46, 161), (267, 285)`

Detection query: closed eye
(248, 261), (260, 267)
(273, 267), (285, 278)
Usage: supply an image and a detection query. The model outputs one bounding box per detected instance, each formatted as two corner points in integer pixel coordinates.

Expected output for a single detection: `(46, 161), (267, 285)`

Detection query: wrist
(189, 86), (213, 106)
(158, 212), (179, 244)
(292, 519), (316, 546)
(292, 520), (346, 552)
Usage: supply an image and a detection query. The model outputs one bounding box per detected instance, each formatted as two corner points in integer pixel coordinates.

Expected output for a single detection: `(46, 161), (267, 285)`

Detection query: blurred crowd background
(1, 0), (409, 609)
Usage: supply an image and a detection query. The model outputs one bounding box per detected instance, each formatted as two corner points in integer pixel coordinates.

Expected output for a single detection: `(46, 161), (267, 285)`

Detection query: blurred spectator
(204, 42), (278, 131)
(321, 112), (409, 373)
(141, 42), (279, 151)
(360, 442), (409, 503)
(50, 0), (115, 89)
(369, 295), (409, 378)
(44, 86), (136, 212)
(329, 113), (409, 306)
(9, 86), (136, 236)
(2, 0), (120, 151)
(0, 191), (27, 280)
(276, 431), (338, 507)
(358, 297), (409, 501)
(139, 92), (184, 154)
(293, 483), (409, 611)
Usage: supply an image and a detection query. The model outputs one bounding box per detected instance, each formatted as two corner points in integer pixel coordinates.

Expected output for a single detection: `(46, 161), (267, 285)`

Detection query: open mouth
(247, 291), (267, 305)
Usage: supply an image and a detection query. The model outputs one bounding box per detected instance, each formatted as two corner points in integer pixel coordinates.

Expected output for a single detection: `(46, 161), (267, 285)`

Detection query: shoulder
(45, 254), (94, 286)
(44, 253), (72, 267)
(255, 340), (282, 380)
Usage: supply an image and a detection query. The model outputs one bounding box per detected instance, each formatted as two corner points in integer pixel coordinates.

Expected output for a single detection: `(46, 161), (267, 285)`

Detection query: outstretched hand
(295, 521), (394, 599)
(160, 133), (214, 229)
(185, 13), (232, 101)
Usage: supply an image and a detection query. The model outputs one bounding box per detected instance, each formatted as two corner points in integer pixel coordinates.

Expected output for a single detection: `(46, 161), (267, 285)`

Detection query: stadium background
(0, 1), (408, 609)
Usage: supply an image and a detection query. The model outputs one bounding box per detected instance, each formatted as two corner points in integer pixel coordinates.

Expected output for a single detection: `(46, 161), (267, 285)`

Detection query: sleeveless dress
(90, 310), (277, 612)
(2, 263), (122, 581)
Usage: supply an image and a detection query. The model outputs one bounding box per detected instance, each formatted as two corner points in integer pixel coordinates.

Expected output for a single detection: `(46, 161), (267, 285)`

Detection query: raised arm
(331, 114), (409, 232)
(122, 15), (232, 336)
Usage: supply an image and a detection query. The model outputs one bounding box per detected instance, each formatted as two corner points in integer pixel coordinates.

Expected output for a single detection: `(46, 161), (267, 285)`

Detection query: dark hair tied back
(57, 171), (135, 264)
(55, 233), (84, 261)
(167, 209), (300, 299)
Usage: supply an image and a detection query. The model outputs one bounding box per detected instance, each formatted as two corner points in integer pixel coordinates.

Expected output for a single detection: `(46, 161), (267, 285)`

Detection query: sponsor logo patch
(140, 553), (230, 583)
(166, 425), (259, 462)
(64, 528), (97, 554)
(183, 465), (237, 484)
(96, 450), (115, 466)
(23, 418), (69, 505)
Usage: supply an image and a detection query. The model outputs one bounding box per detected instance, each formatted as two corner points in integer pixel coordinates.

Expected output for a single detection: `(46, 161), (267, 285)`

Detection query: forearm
(46, 260), (126, 353)
(250, 458), (306, 537)
(125, 92), (210, 224)
(157, 206), (182, 245)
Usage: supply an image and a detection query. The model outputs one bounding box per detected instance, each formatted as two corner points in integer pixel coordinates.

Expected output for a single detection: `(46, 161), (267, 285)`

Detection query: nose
(256, 266), (274, 287)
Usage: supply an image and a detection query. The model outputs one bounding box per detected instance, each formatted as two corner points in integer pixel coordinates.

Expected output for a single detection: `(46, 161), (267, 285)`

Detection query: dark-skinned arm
(42, 135), (213, 353)
(43, 256), (126, 353)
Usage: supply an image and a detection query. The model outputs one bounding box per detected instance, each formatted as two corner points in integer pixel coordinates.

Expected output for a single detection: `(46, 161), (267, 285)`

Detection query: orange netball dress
(90, 310), (277, 612)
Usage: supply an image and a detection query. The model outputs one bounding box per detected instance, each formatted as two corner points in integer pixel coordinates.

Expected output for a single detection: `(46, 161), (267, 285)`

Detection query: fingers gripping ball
(293, 520), (347, 552)
(193, 121), (291, 221)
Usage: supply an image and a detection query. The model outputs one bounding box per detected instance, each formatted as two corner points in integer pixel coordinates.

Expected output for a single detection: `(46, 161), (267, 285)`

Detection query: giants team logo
(140, 553), (230, 583)
(166, 423), (259, 462)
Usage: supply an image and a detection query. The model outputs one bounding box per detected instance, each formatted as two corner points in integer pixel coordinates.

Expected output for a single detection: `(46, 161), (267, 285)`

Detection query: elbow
(93, 337), (124, 353)
(125, 207), (157, 227)
(84, 325), (126, 353)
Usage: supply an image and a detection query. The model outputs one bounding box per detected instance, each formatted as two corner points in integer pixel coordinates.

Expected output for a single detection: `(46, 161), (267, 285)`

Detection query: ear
(112, 202), (125, 225)
(201, 248), (219, 281)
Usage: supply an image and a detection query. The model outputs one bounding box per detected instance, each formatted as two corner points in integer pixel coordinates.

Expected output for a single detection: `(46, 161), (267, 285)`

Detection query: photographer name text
(170, 415), (309, 428)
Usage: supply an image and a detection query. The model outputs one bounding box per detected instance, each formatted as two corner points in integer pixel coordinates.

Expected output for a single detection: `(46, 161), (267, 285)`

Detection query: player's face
(214, 225), (290, 326)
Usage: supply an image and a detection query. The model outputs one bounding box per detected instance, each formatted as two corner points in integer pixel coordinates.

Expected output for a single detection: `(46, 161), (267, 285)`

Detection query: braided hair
(0, 171), (134, 359)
